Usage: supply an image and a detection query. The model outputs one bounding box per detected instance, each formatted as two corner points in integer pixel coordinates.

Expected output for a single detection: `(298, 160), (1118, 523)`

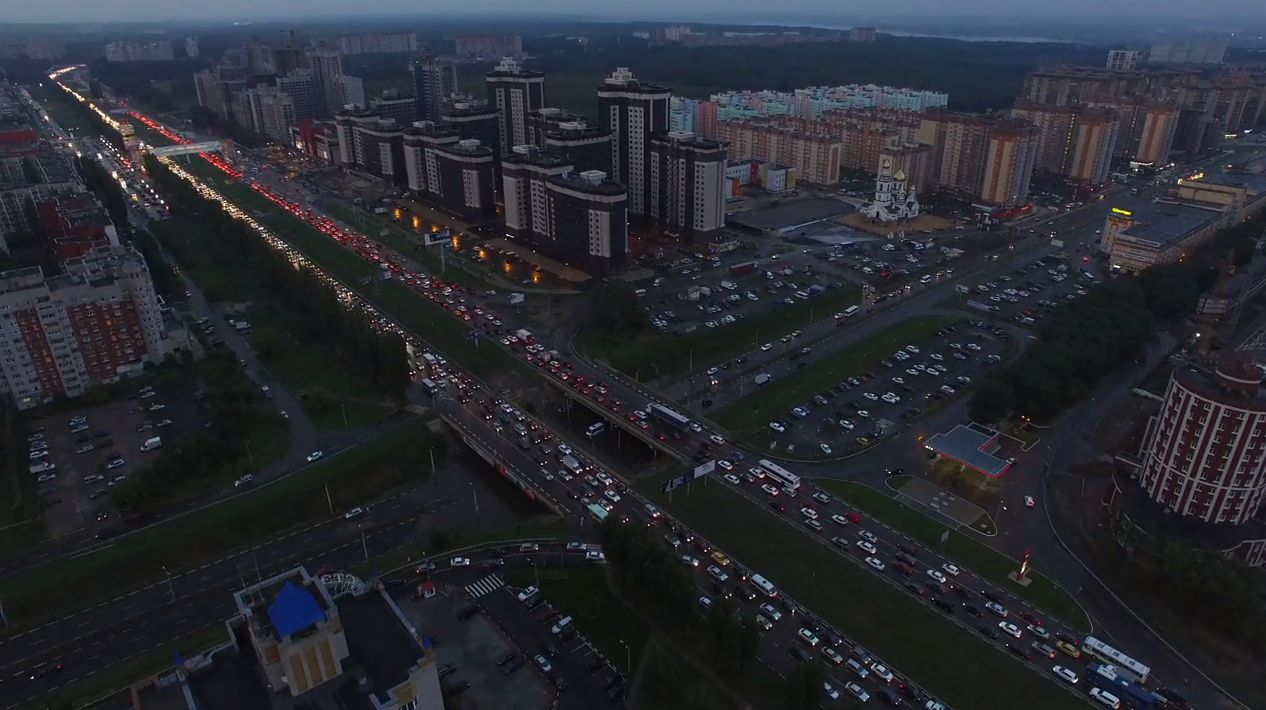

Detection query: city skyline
(2, 0), (1265, 24)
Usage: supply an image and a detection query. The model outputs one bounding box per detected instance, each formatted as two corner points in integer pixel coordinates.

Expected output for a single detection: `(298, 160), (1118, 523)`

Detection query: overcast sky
(5, 0), (1262, 24)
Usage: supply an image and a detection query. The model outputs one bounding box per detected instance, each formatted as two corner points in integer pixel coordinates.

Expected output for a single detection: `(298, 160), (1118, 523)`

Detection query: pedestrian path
(465, 574), (505, 599)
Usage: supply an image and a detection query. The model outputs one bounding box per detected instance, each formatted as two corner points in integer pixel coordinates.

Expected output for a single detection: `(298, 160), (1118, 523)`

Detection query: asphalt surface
(38, 98), (1257, 710)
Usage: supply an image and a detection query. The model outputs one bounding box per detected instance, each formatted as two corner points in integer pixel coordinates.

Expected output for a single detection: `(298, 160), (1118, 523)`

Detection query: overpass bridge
(438, 410), (568, 517)
(150, 141), (224, 158)
(542, 378), (695, 463)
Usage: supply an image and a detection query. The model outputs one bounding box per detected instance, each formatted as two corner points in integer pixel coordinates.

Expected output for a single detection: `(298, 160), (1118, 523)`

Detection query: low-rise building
(1172, 170), (1266, 223)
(1098, 201), (1225, 273)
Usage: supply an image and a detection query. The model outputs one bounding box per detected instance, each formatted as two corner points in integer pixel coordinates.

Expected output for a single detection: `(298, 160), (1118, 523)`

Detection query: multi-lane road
(33, 89), (1259, 709)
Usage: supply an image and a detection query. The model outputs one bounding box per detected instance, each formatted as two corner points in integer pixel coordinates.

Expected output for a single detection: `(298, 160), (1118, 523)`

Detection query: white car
(942, 563), (960, 577)
(604, 489), (621, 504)
(307, 451), (324, 463)
(926, 568), (947, 584)
(681, 555), (699, 567)
(1024, 495), (1036, 508)
(761, 484), (780, 497)
(343, 507), (365, 519)
(800, 507), (819, 520)
(865, 556), (885, 571)
(824, 682), (840, 701)
(769, 421), (787, 433)
(709, 434), (726, 446)
(863, 391), (879, 401)
(871, 663), (894, 683)
(819, 443), (832, 454)
(831, 514), (848, 526)
(517, 585), (539, 602)
(1028, 624), (1050, 640)
(717, 460), (734, 471)
(845, 683), (870, 702)
(585, 550), (606, 561)
(1052, 665), (1078, 685)
(450, 556), (471, 567)
(759, 603), (782, 621)
(858, 530), (878, 544)
(760, 343), (773, 351)
(797, 628), (820, 646)
(857, 540), (877, 555)
(905, 345), (920, 354)
(534, 654), (552, 673)
(723, 473), (741, 485)
(986, 601), (1008, 617)
(558, 443), (573, 456)
(999, 621), (1022, 638)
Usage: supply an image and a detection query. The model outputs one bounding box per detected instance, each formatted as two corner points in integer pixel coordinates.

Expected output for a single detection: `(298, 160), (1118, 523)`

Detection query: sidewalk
(606, 568), (754, 710)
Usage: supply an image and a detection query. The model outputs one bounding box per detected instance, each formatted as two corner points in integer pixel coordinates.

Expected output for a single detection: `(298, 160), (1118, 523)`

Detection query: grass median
(181, 159), (530, 384)
(638, 472), (1086, 710)
(0, 418), (441, 623)
(577, 285), (862, 384)
(712, 315), (959, 436)
(817, 480), (1090, 631)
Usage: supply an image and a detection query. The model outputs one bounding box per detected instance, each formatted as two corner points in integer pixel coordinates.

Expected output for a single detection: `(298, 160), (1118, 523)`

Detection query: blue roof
(268, 582), (324, 638)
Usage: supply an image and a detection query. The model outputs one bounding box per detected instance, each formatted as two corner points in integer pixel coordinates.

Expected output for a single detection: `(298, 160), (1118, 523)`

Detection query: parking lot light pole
(161, 565), (176, 602)
(324, 483), (334, 516)
(618, 639), (631, 674)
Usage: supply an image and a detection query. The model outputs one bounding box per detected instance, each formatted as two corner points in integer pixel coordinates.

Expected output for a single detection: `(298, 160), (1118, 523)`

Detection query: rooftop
(336, 591), (429, 704)
(728, 198), (856, 233)
(923, 424), (1013, 478)
(1116, 202), (1221, 247)
(1189, 170), (1266, 195)
(550, 170), (627, 196)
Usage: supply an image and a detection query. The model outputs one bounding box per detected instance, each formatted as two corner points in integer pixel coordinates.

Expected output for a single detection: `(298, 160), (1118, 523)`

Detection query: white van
(1089, 689), (1121, 709)
(750, 573), (778, 597)
(634, 289), (647, 297)
(586, 422), (606, 437)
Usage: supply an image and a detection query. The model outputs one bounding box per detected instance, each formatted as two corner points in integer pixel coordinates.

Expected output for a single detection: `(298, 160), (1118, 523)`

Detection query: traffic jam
(137, 111), (1183, 710)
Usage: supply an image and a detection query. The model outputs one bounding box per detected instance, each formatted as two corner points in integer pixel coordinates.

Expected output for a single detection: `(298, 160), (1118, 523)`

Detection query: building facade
(597, 68), (672, 217)
(1139, 363), (1266, 525)
(104, 41), (174, 62)
(305, 45), (346, 119)
(648, 132), (727, 244)
(486, 58), (545, 158)
(1098, 201), (1224, 272)
(1010, 101), (1120, 184)
(502, 146), (628, 274)
(0, 247), (170, 409)
(339, 32), (418, 56)
(455, 33), (522, 59)
(411, 57), (458, 124)
(402, 125), (496, 222)
(711, 121), (841, 185)
(1106, 49), (1140, 71)
(917, 111), (1039, 208)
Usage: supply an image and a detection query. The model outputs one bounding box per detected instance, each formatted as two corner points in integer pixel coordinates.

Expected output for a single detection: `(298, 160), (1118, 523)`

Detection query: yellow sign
(1111, 208), (1133, 217)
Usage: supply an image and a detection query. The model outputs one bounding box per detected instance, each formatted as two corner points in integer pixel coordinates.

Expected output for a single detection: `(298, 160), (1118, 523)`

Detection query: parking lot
(954, 252), (1098, 328)
(715, 317), (1010, 454)
(26, 381), (200, 537)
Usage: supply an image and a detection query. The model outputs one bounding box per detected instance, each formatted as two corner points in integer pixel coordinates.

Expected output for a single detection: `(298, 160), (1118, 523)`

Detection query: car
(585, 549), (606, 561)
(1006, 643), (1030, 661)
(878, 688), (903, 706)
(307, 451), (324, 463)
(963, 604), (983, 618)
(450, 556), (471, 567)
(865, 556), (886, 571)
(797, 628), (820, 646)
(941, 563), (961, 577)
(534, 654), (553, 673)
(148, 403), (165, 411)
(1032, 642), (1057, 659)
(845, 683), (870, 703)
(831, 513), (849, 526)
(517, 586), (539, 602)
(709, 434), (725, 446)
(768, 421), (787, 433)
(1024, 495), (1036, 508)
(343, 507), (364, 519)
(999, 621), (1022, 638)
(812, 492), (832, 505)
(986, 601), (1007, 617)
(824, 682), (841, 701)
(831, 536), (851, 551)
(723, 473), (741, 485)
(871, 663), (894, 683)
(800, 506), (819, 520)
(604, 489), (621, 504)
(857, 540), (877, 555)
(1052, 665), (1078, 685)
(761, 484), (780, 497)
(819, 443), (832, 454)
(858, 530), (878, 544)
(926, 568), (947, 584)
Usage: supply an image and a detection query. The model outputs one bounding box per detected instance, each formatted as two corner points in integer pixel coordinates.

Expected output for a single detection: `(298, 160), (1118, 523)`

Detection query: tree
(786, 659), (828, 710)
(588, 281), (651, 340)
(735, 615), (762, 672)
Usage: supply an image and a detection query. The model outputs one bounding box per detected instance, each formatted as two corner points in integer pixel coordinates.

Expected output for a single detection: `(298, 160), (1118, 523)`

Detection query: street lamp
(618, 639), (631, 674)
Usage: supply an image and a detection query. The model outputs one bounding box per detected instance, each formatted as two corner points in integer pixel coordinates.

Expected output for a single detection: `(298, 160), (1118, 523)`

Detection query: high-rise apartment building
(711, 122), (841, 185)
(501, 146), (628, 274)
(918, 111), (1039, 208)
(597, 68), (671, 217)
(0, 246), (171, 409)
(411, 57), (458, 124)
(1010, 101), (1120, 184)
(649, 132), (727, 244)
(338, 75), (365, 110)
(245, 39), (277, 74)
(402, 125), (496, 222)
(849, 27), (878, 42)
(1150, 35), (1228, 65)
(541, 120), (613, 176)
(334, 110), (405, 182)
(305, 45), (345, 118)
(277, 70), (317, 121)
(371, 90), (417, 127)
(455, 33), (522, 59)
(487, 58), (545, 159)
(1106, 49), (1140, 71)
(701, 85), (948, 123)
(338, 31), (417, 56)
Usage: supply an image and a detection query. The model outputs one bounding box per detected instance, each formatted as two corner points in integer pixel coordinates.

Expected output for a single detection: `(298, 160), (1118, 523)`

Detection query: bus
(843, 305), (860, 318)
(647, 403), (692, 431)
(1082, 637), (1150, 684)
(587, 503), (609, 522)
(758, 459), (802, 492)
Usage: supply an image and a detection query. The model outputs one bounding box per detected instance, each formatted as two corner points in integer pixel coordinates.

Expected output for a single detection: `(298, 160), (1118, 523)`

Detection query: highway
(51, 91), (1256, 708)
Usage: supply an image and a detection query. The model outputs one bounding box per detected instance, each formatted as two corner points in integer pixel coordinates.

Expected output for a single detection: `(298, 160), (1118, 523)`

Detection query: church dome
(893, 170), (906, 182)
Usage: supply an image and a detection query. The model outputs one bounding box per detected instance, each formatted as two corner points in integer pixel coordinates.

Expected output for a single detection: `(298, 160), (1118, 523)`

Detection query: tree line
(969, 217), (1266, 424)
(86, 58), (206, 113)
(143, 154), (412, 399)
(110, 351), (282, 513)
(597, 517), (839, 710)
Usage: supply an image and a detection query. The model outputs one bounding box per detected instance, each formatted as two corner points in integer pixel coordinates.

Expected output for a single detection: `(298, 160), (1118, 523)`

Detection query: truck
(561, 455), (584, 475)
(29, 461), (55, 475)
(729, 260), (759, 276)
(720, 280), (736, 291)
(955, 285), (971, 294)
(515, 329), (533, 343)
(698, 287), (712, 297)
(647, 403), (692, 431)
(140, 436), (162, 452)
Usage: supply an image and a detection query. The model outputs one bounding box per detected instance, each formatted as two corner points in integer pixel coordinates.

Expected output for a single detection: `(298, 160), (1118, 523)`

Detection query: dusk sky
(3, 0), (1263, 24)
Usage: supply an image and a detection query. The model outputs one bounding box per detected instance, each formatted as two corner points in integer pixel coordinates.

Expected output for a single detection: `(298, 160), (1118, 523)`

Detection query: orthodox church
(860, 155), (920, 224)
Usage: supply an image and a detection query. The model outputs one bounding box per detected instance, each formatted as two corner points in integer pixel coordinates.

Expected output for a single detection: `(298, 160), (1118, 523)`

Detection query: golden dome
(894, 170), (907, 182)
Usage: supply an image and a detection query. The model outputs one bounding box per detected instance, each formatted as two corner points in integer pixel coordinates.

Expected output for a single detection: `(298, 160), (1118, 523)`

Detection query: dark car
(607, 684), (628, 703)
(925, 582), (946, 596)
(446, 680), (471, 696)
(769, 500), (786, 513)
(963, 604), (983, 618)
(1005, 643), (1030, 661)
(878, 689), (903, 706)
(903, 582), (924, 596)
(789, 644), (813, 662)
(495, 652), (516, 667)
(1054, 632), (1080, 647)
(977, 624), (999, 640)
(982, 591), (1004, 605)
(932, 599), (955, 614)
(605, 673), (626, 691)
(952, 585), (973, 600)
(897, 544), (918, 558)
(586, 659), (607, 674)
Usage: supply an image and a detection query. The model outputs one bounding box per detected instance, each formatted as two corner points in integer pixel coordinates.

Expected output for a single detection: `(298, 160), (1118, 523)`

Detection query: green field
(178, 160), (531, 385)
(152, 219), (394, 431)
(712, 315), (959, 438)
(0, 418), (439, 623)
(817, 480), (1090, 631)
(578, 284), (862, 384)
(638, 472), (1086, 710)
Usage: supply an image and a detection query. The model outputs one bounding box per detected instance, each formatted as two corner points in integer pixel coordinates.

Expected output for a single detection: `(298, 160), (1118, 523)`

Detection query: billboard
(423, 228), (452, 246)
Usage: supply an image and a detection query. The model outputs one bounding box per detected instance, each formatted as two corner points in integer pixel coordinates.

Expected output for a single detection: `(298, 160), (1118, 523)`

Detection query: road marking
(464, 575), (505, 599)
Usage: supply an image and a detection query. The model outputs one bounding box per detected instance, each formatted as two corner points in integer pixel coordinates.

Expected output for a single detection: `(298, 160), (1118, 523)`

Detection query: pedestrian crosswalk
(465, 575), (505, 599)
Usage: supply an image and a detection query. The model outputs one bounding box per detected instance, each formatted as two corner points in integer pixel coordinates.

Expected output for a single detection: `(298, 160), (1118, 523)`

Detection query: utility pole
(324, 483), (334, 516)
(162, 565), (176, 602)
(360, 526), (369, 562)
